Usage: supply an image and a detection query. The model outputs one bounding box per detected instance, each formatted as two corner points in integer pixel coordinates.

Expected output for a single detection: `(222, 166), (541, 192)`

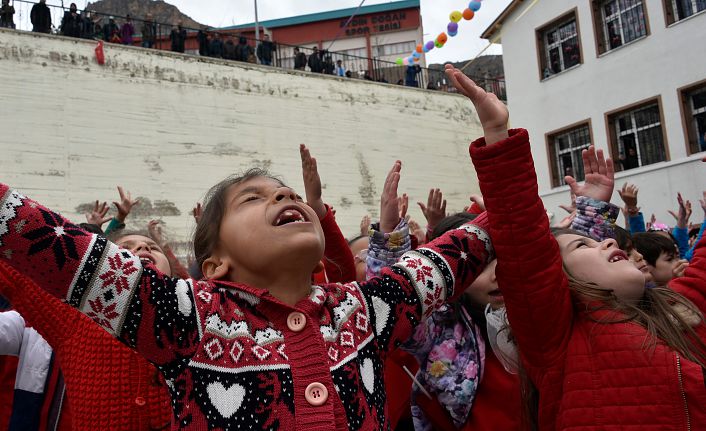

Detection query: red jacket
(471, 129), (706, 430)
(0, 274), (172, 430)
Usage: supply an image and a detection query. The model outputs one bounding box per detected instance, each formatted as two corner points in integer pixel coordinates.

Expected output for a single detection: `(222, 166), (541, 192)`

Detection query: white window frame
(552, 125), (592, 186)
(671, 0), (706, 21)
(542, 17), (580, 75)
(614, 103), (664, 168)
(600, 0), (647, 49)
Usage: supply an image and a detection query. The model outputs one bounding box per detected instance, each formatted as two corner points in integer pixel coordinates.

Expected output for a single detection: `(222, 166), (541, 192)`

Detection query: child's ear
(202, 256), (230, 280)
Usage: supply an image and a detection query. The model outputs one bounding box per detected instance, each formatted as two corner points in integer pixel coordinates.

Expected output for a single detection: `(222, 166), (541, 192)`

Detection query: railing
(6, 0), (506, 100)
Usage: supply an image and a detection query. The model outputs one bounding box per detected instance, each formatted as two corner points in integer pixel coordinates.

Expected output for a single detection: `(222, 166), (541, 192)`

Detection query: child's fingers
(581, 149), (592, 175)
(605, 157), (615, 180)
(117, 185), (125, 200)
(564, 176), (579, 195)
(417, 202), (427, 214)
(441, 199), (447, 214)
(668, 210), (678, 220)
(596, 149), (607, 175)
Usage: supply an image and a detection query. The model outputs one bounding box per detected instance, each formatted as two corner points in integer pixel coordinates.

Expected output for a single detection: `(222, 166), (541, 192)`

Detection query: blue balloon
(469, 1), (481, 12)
(407, 56), (415, 64)
(448, 30), (458, 37)
(412, 51), (421, 58)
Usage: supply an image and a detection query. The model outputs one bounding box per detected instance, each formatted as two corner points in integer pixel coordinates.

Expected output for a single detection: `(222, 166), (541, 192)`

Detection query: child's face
(556, 234), (645, 302)
(646, 251), (680, 286)
(213, 176), (325, 280)
(465, 259), (503, 310)
(116, 235), (171, 276)
(628, 248), (653, 283)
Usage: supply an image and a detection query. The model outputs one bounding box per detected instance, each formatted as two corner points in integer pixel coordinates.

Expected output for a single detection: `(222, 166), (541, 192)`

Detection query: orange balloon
(416, 44), (423, 53)
(463, 8), (475, 20)
(437, 32), (448, 43)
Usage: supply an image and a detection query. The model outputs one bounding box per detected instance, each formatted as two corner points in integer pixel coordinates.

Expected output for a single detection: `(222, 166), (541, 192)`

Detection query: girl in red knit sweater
(444, 64), (706, 430)
(0, 124), (500, 430)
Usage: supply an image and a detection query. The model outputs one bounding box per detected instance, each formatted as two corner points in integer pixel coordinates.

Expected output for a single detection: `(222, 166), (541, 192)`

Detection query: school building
(482, 0), (706, 224)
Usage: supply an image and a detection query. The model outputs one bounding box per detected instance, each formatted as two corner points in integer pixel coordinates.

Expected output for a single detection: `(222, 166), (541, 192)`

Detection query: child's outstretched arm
(669, 233), (706, 312)
(685, 192), (706, 262)
(0, 186), (201, 372)
(104, 185), (139, 235)
(358, 157), (494, 355)
(300, 144), (356, 283)
(446, 64), (573, 370)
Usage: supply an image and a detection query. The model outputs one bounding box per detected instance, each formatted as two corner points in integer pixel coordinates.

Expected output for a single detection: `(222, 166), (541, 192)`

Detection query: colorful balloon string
(396, 1), (483, 66)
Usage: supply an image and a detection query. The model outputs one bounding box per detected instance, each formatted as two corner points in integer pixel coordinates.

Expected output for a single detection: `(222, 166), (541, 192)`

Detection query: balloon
(449, 10), (462, 23)
(448, 30), (458, 37)
(469, 1), (481, 12)
(396, 58), (403, 65)
(463, 8), (475, 20)
(437, 32), (448, 43)
(413, 56), (420, 62)
(412, 51), (421, 58)
(435, 40), (444, 48)
(407, 56), (415, 64)
(415, 44), (423, 53)
(447, 22), (458, 33)
(425, 41), (435, 51)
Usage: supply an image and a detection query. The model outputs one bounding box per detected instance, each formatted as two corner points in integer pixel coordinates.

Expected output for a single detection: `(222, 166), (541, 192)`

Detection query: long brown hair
(518, 228), (706, 430)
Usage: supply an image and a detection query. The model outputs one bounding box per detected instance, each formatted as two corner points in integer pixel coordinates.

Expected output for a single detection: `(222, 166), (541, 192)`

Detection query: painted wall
(497, 1), (706, 225)
(0, 29), (483, 257)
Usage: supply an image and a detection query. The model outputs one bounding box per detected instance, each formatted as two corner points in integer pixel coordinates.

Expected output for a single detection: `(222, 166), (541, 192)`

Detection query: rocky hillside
(429, 54), (504, 79)
(85, 0), (204, 29)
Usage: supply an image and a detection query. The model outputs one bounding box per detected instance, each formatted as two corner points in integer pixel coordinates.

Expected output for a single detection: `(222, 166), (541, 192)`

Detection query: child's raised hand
(564, 146), (614, 203)
(113, 186), (139, 223)
(699, 191), (706, 218)
(668, 193), (692, 228)
(360, 214), (371, 236)
(618, 182), (640, 215)
(418, 188), (447, 232)
(673, 259), (689, 279)
(85, 200), (112, 227)
(300, 144), (327, 219)
(399, 193), (409, 221)
(380, 161), (402, 234)
(192, 202), (203, 223)
(147, 219), (166, 247)
(469, 194), (486, 211)
(444, 64), (508, 145)
(558, 191), (577, 214)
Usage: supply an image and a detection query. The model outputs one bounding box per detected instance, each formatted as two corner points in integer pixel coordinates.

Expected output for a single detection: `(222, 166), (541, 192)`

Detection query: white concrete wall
(0, 28), (483, 254)
(498, 1), (706, 224)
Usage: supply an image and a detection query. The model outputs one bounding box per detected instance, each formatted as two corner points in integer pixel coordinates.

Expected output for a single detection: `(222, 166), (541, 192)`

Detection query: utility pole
(254, 0), (259, 42)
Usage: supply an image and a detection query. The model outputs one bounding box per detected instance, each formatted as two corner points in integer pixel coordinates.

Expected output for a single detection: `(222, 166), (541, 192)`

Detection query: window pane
(563, 37), (580, 68)
(605, 1), (618, 16)
(692, 90), (706, 110)
(637, 127), (666, 165)
(618, 134), (640, 170)
(695, 112), (706, 152)
(606, 19), (622, 49)
(634, 105), (659, 128)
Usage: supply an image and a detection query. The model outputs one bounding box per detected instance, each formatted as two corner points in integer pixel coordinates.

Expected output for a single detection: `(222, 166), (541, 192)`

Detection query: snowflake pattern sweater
(0, 184), (494, 431)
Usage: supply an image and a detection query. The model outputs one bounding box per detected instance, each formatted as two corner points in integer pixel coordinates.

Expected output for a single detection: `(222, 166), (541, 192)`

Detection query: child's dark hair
(430, 212), (477, 240)
(632, 232), (677, 266)
(613, 225), (633, 252)
(193, 168), (284, 270)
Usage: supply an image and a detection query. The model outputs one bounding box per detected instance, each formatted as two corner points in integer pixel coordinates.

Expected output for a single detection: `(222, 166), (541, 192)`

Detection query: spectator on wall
(307, 46), (323, 73)
(235, 35), (253, 62)
(30, 0), (52, 34)
(0, 0), (16, 29)
(405, 64), (421, 87)
(80, 10), (94, 39)
(170, 21), (186, 53)
(61, 3), (82, 38)
(293, 47), (307, 70)
(335, 59), (345, 77)
(323, 53), (335, 75)
(103, 16), (120, 42)
(93, 19), (103, 40)
(256, 34), (276, 66)
(141, 14), (156, 48)
(120, 14), (134, 45)
(208, 32), (223, 58)
(223, 36), (237, 60)
(197, 27), (209, 56)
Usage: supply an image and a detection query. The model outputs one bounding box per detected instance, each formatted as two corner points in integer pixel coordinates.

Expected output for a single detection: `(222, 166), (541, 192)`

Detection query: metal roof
(220, 0), (420, 30)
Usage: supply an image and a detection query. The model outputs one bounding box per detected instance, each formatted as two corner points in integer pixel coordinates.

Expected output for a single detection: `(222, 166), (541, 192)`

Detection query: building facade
(482, 1), (706, 223)
(223, 0), (424, 71)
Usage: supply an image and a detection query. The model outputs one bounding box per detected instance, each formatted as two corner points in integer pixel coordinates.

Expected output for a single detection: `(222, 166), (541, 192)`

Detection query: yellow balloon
(450, 11), (463, 23)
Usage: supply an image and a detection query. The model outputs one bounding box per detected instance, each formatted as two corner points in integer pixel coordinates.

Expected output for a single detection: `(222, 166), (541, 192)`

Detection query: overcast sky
(21, 0), (511, 63)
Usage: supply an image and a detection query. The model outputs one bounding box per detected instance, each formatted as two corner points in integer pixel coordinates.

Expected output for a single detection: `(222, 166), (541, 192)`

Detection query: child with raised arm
(0, 143), (495, 429)
(444, 64), (706, 430)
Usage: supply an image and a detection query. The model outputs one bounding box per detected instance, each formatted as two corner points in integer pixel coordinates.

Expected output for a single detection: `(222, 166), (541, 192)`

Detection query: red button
(134, 396), (146, 406)
(286, 312), (307, 332)
(304, 382), (328, 406)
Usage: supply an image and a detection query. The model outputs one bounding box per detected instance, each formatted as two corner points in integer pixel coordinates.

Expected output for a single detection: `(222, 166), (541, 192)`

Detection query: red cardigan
(0, 274), (173, 430)
(471, 129), (706, 430)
